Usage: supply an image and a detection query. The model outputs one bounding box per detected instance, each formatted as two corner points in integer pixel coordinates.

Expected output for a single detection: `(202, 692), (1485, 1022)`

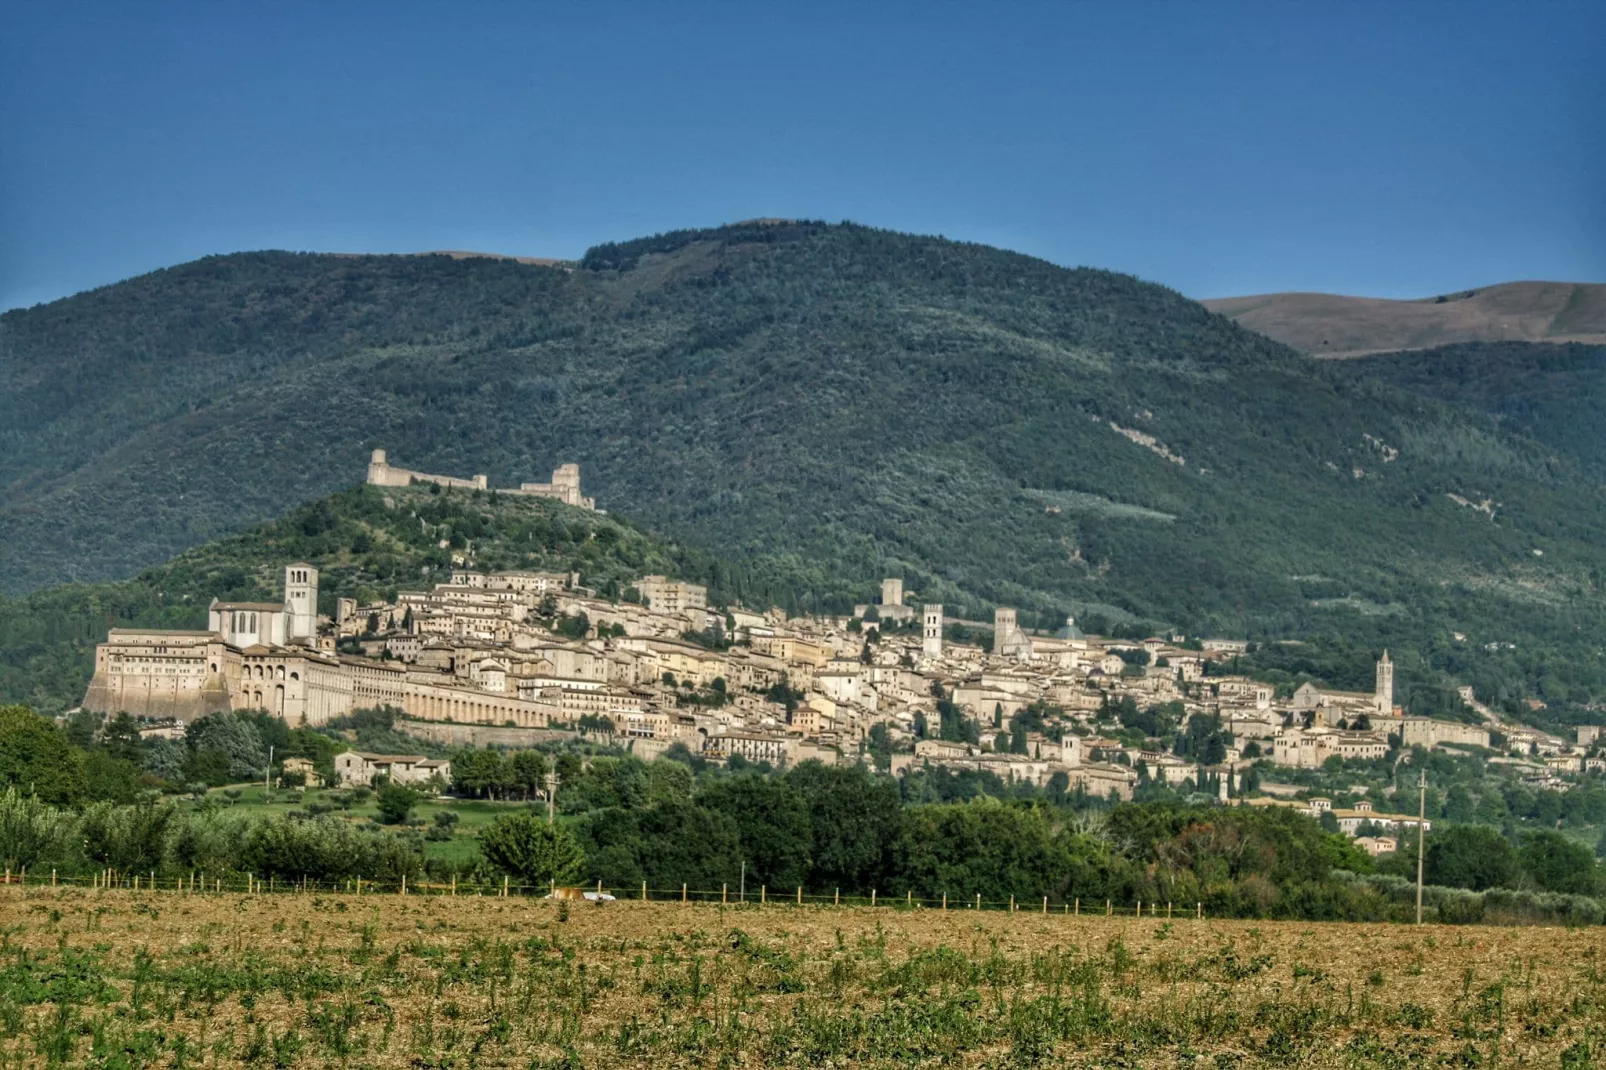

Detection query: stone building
(636, 576), (708, 614)
(334, 751), (452, 788)
(365, 448), (595, 509)
(923, 604), (944, 658)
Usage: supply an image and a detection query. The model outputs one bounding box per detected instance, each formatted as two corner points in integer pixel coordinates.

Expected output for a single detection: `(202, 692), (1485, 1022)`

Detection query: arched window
(290, 672), (299, 681)
(276, 665), (286, 680)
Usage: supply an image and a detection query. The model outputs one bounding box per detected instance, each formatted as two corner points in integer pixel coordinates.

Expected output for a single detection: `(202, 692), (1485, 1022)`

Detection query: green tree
(376, 783), (419, 825)
(698, 775), (813, 890)
(1518, 829), (1601, 895)
(785, 762), (902, 892)
(0, 705), (85, 805)
(507, 749), (548, 800)
(646, 759), (693, 805)
(187, 713), (266, 781)
(0, 787), (81, 871)
(1425, 824), (1520, 891)
(451, 748), (510, 799)
(479, 812), (585, 888)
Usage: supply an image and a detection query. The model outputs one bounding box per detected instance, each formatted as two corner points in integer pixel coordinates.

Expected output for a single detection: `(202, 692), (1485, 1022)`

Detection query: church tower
(285, 563), (319, 644)
(993, 607), (1018, 655)
(922, 604), (944, 658)
(1375, 650), (1394, 714)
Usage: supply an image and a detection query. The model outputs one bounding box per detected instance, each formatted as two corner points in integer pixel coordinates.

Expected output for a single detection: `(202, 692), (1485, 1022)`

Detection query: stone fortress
(365, 449), (596, 510)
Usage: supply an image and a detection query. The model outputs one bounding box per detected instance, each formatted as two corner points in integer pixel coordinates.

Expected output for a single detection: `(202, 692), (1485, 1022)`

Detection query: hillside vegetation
(4, 222), (1606, 704)
(1333, 341), (1606, 477)
(1203, 281), (1606, 358)
(0, 484), (748, 712)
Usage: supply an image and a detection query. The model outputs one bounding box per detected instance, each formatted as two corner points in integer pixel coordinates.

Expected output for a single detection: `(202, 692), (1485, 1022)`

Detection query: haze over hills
(3, 222), (1605, 692)
(1203, 282), (1606, 358)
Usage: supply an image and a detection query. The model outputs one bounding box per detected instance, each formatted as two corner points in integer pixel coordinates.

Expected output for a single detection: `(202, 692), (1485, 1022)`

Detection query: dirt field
(1, 886), (1604, 1068)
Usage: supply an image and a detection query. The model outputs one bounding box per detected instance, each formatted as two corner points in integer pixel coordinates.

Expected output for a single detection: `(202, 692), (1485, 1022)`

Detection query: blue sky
(3, 1), (1602, 311)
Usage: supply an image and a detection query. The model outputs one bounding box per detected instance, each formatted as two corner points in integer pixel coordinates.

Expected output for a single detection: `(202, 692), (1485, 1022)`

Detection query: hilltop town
(80, 452), (1606, 857)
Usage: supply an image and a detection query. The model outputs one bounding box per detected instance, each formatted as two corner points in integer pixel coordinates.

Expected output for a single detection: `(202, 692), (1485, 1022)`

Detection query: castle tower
(1375, 650), (1394, 714)
(284, 563), (319, 644)
(551, 464), (582, 506)
(366, 449), (389, 485)
(993, 607), (1018, 655)
(880, 578), (904, 607)
(922, 603), (944, 658)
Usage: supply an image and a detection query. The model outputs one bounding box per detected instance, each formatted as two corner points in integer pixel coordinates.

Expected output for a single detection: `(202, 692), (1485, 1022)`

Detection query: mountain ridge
(1203, 281), (1606, 358)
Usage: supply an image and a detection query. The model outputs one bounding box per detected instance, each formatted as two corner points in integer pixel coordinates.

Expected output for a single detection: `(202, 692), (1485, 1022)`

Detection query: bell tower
(1375, 650), (1394, 714)
(285, 563), (319, 643)
(922, 604), (944, 658)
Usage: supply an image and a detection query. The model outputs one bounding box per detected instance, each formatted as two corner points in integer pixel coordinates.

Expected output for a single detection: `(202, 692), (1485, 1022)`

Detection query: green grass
(197, 783), (541, 861)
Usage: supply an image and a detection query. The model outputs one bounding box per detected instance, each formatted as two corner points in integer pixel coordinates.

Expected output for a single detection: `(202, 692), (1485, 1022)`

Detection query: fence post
(834, 888), (840, 907)
(401, 874), (407, 896)
(723, 883), (728, 905)
(51, 869), (56, 887)
(503, 876), (509, 898)
(796, 886), (802, 906)
(1106, 899), (1111, 916)
(1136, 900), (1141, 918)
(942, 892), (947, 911)
(451, 875), (456, 897)
(597, 879), (603, 896)
(976, 893), (981, 911)
(1167, 902), (1172, 919)
(760, 885), (766, 905)
(684, 883), (689, 904)
(1196, 901), (1202, 919)
(1009, 895), (1015, 912)
(1043, 896), (1048, 914)
(1074, 898), (1079, 916)
(642, 881), (648, 902)
(134, 876), (139, 892)
(871, 889), (876, 907)
(907, 890), (912, 908)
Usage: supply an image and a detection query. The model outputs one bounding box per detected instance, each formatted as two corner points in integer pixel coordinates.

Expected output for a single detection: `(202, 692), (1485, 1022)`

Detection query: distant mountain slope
(3, 222), (1606, 673)
(1203, 282), (1606, 358)
(1333, 341), (1606, 476)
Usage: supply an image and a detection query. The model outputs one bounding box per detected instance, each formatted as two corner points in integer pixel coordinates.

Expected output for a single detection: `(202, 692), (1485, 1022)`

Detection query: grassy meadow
(192, 784), (544, 864)
(1, 885), (1604, 1067)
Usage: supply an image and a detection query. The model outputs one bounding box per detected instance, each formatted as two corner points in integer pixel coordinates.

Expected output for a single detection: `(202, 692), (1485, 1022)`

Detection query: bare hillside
(1204, 281), (1606, 358)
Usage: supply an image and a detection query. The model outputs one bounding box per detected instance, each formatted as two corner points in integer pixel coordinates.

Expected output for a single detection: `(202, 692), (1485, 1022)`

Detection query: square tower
(922, 603), (944, 658)
(284, 563), (319, 643)
(993, 607), (1018, 654)
(880, 578), (904, 607)
(1375, 650), (1394, 713)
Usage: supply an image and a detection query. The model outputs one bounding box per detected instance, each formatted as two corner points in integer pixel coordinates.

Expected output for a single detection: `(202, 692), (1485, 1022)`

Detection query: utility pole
(1415, 768), (1427, 925)
(544, 770), (559, 826)
(265, 744), (274, 799)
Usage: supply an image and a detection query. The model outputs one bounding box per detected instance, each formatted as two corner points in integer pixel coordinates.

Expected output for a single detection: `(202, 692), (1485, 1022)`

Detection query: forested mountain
(1332, 341), (1606, 478)
(4, 221), (1606, 707)
(0, 483), (742, 712)
(1204, 282), (1606, 358)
